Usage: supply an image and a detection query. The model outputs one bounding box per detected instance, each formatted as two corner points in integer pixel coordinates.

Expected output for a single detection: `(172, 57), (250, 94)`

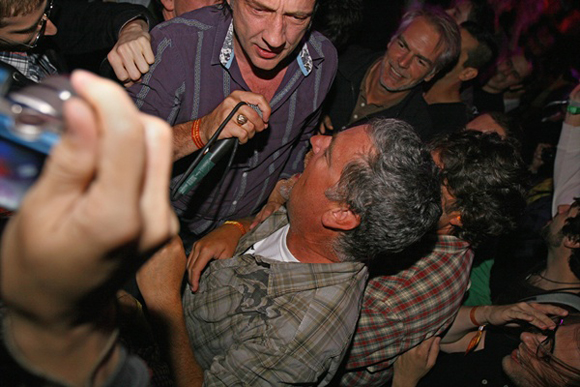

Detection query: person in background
(424, 21), (497, 135)
(320, 6), (460, 140)
(0, 0), (156, 87)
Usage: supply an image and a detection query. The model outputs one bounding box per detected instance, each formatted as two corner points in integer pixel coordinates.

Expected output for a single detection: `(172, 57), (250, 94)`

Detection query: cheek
(285, 23), (308, 44)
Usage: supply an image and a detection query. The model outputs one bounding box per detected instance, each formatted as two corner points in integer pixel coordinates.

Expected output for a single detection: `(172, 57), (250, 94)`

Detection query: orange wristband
(191, 119), (205, 149)
(470, 306), (482, 326)
(224, 220), (246, 235)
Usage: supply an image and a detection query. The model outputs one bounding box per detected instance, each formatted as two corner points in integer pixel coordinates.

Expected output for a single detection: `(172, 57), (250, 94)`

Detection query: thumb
(35, 97), (99, 197)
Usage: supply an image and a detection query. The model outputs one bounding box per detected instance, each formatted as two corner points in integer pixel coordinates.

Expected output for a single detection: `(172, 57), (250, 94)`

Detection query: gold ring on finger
(236, 114), (248, 126)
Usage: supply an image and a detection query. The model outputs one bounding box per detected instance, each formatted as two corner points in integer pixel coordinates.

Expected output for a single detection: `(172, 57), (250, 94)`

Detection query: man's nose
(45, 19), (57, 36)
(263, 14), (285, 50)
(310, 134), (331, 154)
(519, 331), (543, 353)
(398, 51), (413, 68)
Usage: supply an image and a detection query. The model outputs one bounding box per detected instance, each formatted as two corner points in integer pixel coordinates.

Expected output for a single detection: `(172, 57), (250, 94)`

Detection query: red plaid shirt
(339, 234), (473, 386)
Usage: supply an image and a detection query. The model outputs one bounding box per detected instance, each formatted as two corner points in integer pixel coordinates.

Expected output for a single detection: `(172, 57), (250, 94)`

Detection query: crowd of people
(0, 0), (579, 386)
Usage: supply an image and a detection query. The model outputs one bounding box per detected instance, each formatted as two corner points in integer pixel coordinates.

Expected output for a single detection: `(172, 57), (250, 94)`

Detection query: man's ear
(564, 236), (580, 250)
(424, 69), (438, 83)
(449, 212), (463, 228)
(322, 206), (361, 231)
(160, 0), (175, 12)
(459, 67), (478, 82)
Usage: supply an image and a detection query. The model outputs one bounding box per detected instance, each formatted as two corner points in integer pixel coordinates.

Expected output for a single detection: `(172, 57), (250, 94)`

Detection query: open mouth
(256, 45), (282, 59)
(388, 63), (406, 81)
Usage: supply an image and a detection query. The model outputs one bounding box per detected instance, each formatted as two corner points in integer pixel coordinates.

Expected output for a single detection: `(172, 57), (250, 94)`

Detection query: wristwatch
(568, 100), (580, 114)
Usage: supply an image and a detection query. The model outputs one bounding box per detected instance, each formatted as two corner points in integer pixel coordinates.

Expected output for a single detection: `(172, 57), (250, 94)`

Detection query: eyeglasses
(536, 317), (580, 377)
(0, 0), (54, 50)
(26, 0), (54, 49)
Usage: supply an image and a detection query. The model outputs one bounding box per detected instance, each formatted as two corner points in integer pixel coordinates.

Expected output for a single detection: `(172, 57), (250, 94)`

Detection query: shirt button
(481, 380), (488, 385)
(360, 102), (366, 107)
(242, 172), (247, 177)
(232, 200), (238, 206)
(353, 114), (359, 119)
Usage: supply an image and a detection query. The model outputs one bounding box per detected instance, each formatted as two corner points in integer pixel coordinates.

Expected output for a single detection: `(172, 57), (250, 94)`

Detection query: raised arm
(440, 303), (568, 353)
(0, 71), (177, 386)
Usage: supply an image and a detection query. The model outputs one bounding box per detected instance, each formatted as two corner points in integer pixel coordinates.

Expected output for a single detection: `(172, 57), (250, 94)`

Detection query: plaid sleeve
(339, 236), (473, 386)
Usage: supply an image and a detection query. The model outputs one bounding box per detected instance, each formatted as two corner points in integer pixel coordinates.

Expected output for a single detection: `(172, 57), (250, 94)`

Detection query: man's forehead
(400, 17), (443, 60)
(334, 126), (372, 159)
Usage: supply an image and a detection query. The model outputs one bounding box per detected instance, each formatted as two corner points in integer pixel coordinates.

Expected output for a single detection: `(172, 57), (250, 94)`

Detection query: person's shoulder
(307, 31), (336, 52)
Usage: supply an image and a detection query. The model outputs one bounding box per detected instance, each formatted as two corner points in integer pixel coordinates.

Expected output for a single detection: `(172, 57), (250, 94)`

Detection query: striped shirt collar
(218, 21), (313, 76)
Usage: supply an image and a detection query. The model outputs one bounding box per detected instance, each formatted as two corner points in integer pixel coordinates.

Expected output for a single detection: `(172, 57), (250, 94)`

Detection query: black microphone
(172, 104), (262, 200)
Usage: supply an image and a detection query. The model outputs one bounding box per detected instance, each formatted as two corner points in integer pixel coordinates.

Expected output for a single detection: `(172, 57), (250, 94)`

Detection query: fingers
(107, 20), (154, 84)
(71, 71), (146, 212)
(496, 302), (569, 330)
(139, 115), (179, 252)
(33, 96), (99, 199)
(318, 115), (333, 134)
(187, 243), (218, 292)
(202, 91), (271, 144)
(426, 337), (441, 368)
(227, 104), (265, 144)
(249, 203), (279, 230)
(230, 90), (271, 124)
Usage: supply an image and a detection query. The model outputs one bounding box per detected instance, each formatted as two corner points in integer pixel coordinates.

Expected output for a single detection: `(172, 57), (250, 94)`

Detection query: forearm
(441, 305), (489, 344)
(565, 111), (580, 127)
(147, 300), (203, 387)
(173, 120), (201, 161)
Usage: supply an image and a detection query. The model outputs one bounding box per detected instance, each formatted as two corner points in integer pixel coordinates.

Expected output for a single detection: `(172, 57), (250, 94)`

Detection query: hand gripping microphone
(171, 102), (262, 201)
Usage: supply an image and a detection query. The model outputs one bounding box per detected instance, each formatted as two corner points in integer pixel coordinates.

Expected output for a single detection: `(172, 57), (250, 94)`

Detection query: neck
(424, 78), (461, 104)
(233, 38), (288, 101)
(534, 250), (580, 288)
(286, 227), (338, 264)
(365, 61), (409, 108)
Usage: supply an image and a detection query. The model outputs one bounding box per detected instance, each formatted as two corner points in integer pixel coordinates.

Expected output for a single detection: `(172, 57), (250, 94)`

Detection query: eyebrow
(245, 0), (312, 18)
(326, 133), (338, 167)
(399, 36), (435, 66)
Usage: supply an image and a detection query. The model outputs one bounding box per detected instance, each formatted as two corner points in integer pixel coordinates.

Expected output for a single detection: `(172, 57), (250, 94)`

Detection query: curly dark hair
(564, 199), (580, 279)
(430, 130), (528, 246)
(326, 118), (442, 261)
